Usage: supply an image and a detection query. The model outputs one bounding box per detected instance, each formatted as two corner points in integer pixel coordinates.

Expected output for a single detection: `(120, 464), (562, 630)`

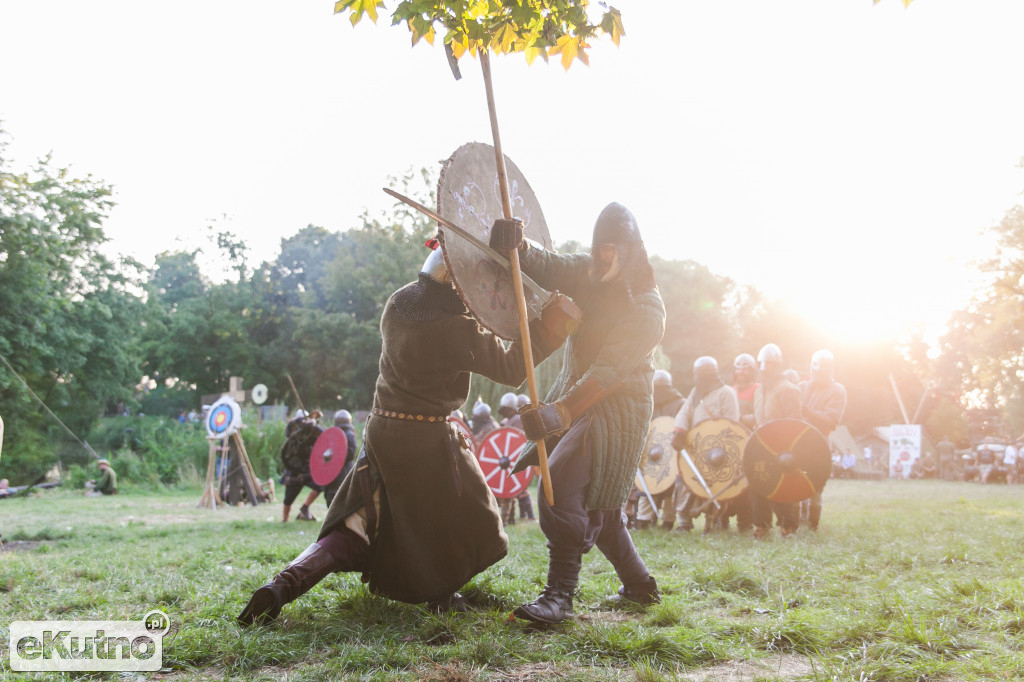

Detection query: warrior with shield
(798, 349), (847, 530)
(632, 369), (685, 530)
(670, 357), (741, 533)
(490, 203), (666, 624)
(237, 244), (571, 624)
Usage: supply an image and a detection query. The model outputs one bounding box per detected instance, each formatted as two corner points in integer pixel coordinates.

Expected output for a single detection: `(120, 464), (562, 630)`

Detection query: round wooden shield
(743, 418), (831, 503)
(451, 416), (476, 453)
(635, 416), (679, 495)
(206, 396), (242, 439)
(476, 426), (534, 499)
(681, 418), (750, 502)
(437, 142), (553, 340)
(310, 426), (348, 487)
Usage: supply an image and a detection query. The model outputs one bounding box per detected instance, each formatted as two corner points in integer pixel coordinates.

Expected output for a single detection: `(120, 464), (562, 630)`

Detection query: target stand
(198, 397), (270, 509)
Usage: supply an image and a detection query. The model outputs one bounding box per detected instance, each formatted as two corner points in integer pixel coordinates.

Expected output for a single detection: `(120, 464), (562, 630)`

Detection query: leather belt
(371, 407), (450, 423)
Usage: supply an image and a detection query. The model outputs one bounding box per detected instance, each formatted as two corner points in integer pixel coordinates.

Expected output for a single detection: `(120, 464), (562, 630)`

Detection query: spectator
(87, 459), (118, 496)
(1002, 440), (1017, 485)
(841, 449), (857, 478)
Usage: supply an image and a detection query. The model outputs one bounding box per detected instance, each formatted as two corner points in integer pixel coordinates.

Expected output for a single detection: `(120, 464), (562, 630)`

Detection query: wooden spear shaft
(479, 50), (554, 507)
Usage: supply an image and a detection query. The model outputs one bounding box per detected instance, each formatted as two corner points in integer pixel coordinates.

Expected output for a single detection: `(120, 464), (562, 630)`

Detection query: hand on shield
(489, 218), (525, 254)
(520, 401), (572, 441)
(672, 428), (688, 453)
(529, 293), (581, 358)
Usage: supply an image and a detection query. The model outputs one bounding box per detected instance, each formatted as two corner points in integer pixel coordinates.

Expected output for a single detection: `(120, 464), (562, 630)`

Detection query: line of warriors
(627, 343), (846, 538)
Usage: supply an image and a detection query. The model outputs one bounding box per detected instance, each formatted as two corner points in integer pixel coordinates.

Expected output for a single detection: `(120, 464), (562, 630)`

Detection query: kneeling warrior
(238, 243), (572, 623)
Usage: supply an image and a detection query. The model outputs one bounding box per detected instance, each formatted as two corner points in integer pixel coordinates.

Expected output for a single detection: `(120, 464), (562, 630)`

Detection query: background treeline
(3, 131), (1023, 484)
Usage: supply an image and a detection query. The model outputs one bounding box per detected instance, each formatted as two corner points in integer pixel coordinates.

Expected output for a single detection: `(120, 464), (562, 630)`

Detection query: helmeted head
(653, 369), (673, 387)
(420, 244), (452, 284)
(810, 349), (835, 385)
(333, 409), (352, 426)
(757, 343), (784, 380)
(472, 399), (491, 419)
(498, 392), (518, 418)
(693, 356), (722, 394)
(293, 408), (309, 420)
(589, 203), (654, 290)
(517, 394), (529, 410)
(783, 369), (801, 385)
(733, 353), (757, 386)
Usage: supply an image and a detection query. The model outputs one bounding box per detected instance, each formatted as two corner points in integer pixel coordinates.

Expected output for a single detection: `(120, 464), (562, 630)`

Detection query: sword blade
(679, 448), (722, 510)
(634, 467), (659, 523)
(383, 187), (550, 302)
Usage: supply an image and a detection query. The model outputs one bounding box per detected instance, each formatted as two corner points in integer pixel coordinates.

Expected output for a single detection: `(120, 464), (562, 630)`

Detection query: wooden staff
(479, 50), (554, 507)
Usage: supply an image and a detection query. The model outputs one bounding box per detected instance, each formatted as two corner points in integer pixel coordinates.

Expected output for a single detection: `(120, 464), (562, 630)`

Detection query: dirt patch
(679, 654), (814, 681)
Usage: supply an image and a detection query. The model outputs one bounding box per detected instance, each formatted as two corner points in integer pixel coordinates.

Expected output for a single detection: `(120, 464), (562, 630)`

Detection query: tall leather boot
(808, 503), (823, 531)
(513, 551), (580, 624)
(237, 527), (368, 625)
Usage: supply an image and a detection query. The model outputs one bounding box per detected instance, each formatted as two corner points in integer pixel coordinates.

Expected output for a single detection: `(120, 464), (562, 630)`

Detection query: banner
(889, 424), (922, 479)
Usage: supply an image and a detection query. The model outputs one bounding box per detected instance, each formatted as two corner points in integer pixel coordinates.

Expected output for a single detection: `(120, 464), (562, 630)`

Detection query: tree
(0, 130), (144, 477)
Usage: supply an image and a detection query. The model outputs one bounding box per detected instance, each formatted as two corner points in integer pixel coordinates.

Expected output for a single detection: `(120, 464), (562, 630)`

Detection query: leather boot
(237, 543), (338, 625)
(808, 504), (823, 531)
(296, 504), (316, 522)
(609, 575), (661, 605)
(513, 551), (580, 624)
(238, 528), (368, 626)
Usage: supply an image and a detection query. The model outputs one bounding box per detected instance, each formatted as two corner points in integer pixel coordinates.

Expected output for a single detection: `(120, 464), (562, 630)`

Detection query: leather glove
(671, 428), (689, 452)
(489, 218), (525, 253)
(519, 401), (572, 441)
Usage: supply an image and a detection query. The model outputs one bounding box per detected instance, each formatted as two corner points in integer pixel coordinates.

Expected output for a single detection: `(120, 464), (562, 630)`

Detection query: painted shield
(437, 142), (553, 340)
(680, 419), (749, 501)
(476, 426), (534, 499)
(635, 416), (679, 495)
(310, 426), (348, 487)
(206, 396), (242, 439)
(743, 418), (831, 503)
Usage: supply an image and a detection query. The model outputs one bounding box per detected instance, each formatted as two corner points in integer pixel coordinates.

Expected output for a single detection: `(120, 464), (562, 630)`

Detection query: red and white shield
(310, 427), (348, 487)
(476, 426), (533, 499)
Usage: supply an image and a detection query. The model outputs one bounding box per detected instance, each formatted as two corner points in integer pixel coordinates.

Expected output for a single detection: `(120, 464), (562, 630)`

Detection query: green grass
(1, 480), (1022, 680)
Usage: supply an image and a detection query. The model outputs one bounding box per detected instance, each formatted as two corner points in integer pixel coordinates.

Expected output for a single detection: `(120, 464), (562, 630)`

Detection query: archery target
(206, 396), (242, 439)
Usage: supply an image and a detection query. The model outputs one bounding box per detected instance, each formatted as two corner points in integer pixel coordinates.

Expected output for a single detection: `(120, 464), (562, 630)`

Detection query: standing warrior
(238, 245), (569, 624)
(798, 349), (847, 530)
(751, 343), (803, 539)
(670, 356), (740, 533)
(490, 203), (666, 624)
(633, 369), (685, 530)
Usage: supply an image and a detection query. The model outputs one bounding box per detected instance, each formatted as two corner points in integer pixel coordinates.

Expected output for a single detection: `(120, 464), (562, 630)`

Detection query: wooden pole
(479, 50), (554, 507)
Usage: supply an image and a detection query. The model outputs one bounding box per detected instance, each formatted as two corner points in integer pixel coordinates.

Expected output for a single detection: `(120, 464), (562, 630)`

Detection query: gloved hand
(671, 428), (688, 452)
(489, 218), (525, 254)
(528, 293), (582, 359)
(519, 401), (572, 441)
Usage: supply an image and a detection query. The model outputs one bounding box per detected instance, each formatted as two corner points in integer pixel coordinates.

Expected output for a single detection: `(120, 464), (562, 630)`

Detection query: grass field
(1, 479), (1022, 681)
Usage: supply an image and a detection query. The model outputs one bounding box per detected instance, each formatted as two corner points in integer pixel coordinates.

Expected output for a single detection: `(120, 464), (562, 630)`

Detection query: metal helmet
(653, 369), (673, 387)
(499, 392), (518, 411)
(693, 356), (718, 374)
(734, 353), (756, 371)
(810, 349), (835, 383)
(293, 408), (309, 419)
(757, 343), (783, 371)
(472, 399), (491, 418)
(333, 409), (352, 425)
(517, 394), (529, 409)
(783, 369), (801, 385)
(420, 245), (451, 284)
(592, 202), (642, 249)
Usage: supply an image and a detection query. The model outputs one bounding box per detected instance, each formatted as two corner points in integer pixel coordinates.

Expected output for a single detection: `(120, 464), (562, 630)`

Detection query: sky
(2, 0), (1023, 347)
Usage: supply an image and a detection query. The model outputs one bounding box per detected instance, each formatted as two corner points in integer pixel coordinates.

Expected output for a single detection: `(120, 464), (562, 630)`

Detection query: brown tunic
(319, 276), (542, 604)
